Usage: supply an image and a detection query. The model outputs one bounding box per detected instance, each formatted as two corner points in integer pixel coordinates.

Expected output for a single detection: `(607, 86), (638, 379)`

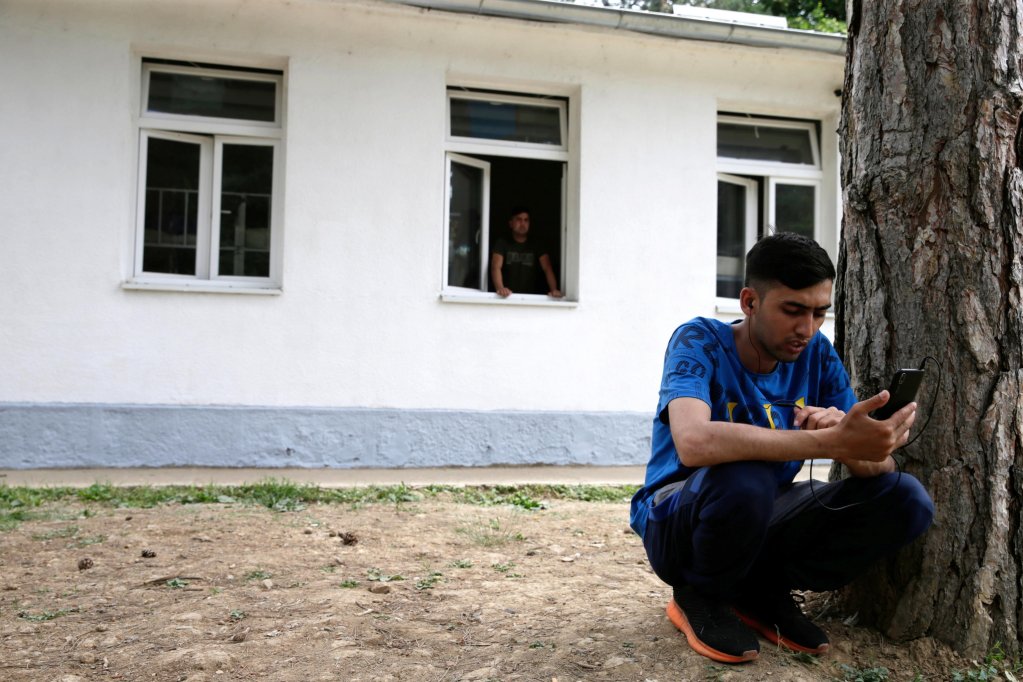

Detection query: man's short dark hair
(744, 232), (836, 290)
(508, 205), (530, 219)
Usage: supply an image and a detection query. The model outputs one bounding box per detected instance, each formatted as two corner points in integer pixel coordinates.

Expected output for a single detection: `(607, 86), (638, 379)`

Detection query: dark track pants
(642, 462), (935, 599)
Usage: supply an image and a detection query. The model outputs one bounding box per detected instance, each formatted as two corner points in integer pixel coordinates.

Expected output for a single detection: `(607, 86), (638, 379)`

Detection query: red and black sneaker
(734, 590), (829, 655)
(667, 585), (759, 664)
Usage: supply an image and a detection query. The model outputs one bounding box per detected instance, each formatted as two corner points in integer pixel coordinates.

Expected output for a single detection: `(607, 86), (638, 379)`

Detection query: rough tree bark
(836, 0), (1023, 657)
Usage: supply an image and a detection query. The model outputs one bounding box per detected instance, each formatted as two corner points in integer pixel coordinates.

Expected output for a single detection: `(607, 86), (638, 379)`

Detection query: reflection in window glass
(448, 161), (484, 289)
(148, 71), (276, 122)
(716, 180), (748, 298)
(143, 137), (200, 275)
(450, 98), (561, 145)
(718, 123), (814, 165)
(219, 145), (273, 277)
(775, 184), (815, 239)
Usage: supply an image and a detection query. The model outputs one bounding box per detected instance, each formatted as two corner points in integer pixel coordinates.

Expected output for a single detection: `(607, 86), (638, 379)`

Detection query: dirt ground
(0, 494), (970, 681)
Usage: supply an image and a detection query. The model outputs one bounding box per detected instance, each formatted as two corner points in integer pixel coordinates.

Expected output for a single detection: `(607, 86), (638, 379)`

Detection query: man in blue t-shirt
(630, 233), (933, 664)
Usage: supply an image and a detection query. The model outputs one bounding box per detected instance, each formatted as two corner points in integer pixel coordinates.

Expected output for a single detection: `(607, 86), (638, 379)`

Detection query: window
(715, 115), (822, 299)
(443, 88), (571, 301)
(132, 59), (284, 289)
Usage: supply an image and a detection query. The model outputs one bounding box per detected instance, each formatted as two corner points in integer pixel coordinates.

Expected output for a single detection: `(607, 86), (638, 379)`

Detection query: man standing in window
(490, 207), (563, 298)
(630, 233), (933, 664)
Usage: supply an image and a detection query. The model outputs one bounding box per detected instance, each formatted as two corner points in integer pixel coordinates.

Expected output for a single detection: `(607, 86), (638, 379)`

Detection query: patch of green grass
(18, 607), (78, 621)
(0, 485), (74, 509)
(229, 610), (246, 621)
(415, 571), (444, 590)
(244, 570), (272, 581)
(74, 534), (106, 547)
(506, 492), (543, 510)
(366, 568), (404, 583)
(235, 479), (311, 512)
(952, 642), (1023, 681)
(457, 517), (523, 547)
(0, 509), (49, 531)
(838, 664), (889, 682)
(31, 525), (79, 541)
(165, 578), (189, 589)
(339, 579), (359, 589)
(450, 559), (473, 569)
(491, 562), (514, 573)
(0, 481), (641, 531)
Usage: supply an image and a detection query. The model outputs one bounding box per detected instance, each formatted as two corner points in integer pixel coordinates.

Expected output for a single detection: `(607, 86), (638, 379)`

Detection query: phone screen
(870, 369), (925, 420)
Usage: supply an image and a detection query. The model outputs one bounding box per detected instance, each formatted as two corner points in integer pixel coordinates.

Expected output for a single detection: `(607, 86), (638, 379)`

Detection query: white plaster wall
(0, 0), (844, 413)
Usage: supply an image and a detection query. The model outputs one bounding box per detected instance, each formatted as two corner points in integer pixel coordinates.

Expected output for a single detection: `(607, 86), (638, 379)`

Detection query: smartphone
(870, 368), (925, 420)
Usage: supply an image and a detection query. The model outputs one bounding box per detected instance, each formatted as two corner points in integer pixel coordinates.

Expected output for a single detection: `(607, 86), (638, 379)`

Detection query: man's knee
(697, 462), (777, 527)
(888, 473), (934, 542)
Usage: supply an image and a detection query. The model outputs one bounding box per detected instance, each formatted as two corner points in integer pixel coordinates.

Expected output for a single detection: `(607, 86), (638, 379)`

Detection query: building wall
(0, 0), (845, 468)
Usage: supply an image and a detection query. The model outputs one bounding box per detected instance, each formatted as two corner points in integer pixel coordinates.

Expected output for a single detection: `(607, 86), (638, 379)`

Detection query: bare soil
(0, 496), (969, 681)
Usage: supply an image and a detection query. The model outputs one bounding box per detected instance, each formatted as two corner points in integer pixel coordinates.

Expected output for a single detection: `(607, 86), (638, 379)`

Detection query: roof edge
(381, 0), (847, 56)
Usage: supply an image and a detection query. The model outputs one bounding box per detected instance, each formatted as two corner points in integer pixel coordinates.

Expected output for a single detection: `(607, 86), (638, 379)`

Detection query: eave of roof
(381, 0), (847, 56)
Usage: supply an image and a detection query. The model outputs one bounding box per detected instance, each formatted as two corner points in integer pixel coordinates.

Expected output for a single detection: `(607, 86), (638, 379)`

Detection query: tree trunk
(836, 0), (1023, 657)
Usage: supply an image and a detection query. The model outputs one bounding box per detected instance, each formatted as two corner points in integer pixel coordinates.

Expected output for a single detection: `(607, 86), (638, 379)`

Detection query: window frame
(128, 59), (285, 293)
(443, 152), (492, 294)
(716, 115), (820, 175)
(141, 62), (284, 130)
(714, 115), (825, 308)
(441, 85), (576, 306)
(768, 178), (820, 242)
(446, 90), (568, 155)
(716, 173), (759, 298)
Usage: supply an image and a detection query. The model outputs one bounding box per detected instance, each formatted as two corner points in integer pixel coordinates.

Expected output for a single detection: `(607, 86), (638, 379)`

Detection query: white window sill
(123, 279), (282, 295)
(715, 298), (744, 316)
(440, 290), (577, 308)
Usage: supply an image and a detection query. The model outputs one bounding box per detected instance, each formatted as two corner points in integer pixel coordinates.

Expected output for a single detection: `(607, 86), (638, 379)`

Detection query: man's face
(508, 212), (530, 238)
(748, 280), (833, 363)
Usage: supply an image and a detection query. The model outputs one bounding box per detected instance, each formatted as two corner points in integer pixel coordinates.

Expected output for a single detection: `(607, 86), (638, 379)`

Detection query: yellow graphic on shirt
(727, 397), (806, 428)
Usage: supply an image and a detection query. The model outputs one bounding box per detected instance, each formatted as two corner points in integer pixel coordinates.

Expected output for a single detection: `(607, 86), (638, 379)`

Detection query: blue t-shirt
(629, 317), (856, 538)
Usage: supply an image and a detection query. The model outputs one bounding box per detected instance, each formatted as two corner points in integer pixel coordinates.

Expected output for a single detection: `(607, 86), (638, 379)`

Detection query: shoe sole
(666, 600), (758, 664)
(734, 610), (830, 655)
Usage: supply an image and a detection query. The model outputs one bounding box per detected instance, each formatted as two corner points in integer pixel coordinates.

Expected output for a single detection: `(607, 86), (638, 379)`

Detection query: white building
(0, 0), (846, 469)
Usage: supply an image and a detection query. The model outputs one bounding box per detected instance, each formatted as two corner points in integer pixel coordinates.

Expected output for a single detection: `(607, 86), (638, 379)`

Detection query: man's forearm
(539, 254), (559, 293)
(669, 395), (910, 470)
(674, 419), (832, 468)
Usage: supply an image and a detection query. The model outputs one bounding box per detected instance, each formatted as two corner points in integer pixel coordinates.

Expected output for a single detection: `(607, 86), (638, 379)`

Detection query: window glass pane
(448, 161), (484, 289)
(775, 184), (815, 239)
(143, 137), (200, 275)
(219, 145), (273, 277)
(450, 98), (561, 145)
(148, 71), (276, 122)
(716, 180), (747, 298)
(718, 123), (814, 165)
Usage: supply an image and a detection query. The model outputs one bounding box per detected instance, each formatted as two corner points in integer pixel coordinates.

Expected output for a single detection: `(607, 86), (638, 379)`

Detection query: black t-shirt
(493, 238), (545, 294)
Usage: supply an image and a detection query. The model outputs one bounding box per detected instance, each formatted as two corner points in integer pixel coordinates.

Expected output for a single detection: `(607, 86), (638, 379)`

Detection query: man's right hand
(828, 391), (916, 463)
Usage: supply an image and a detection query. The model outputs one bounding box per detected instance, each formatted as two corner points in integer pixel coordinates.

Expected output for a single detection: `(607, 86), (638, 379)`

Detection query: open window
(715, 115), (822, 299)
(132, 59), (284, 290)
(443, 88), (571, 301)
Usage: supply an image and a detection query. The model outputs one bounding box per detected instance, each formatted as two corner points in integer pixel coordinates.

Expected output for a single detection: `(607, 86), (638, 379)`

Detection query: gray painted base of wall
(0, 403), (652, 469)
